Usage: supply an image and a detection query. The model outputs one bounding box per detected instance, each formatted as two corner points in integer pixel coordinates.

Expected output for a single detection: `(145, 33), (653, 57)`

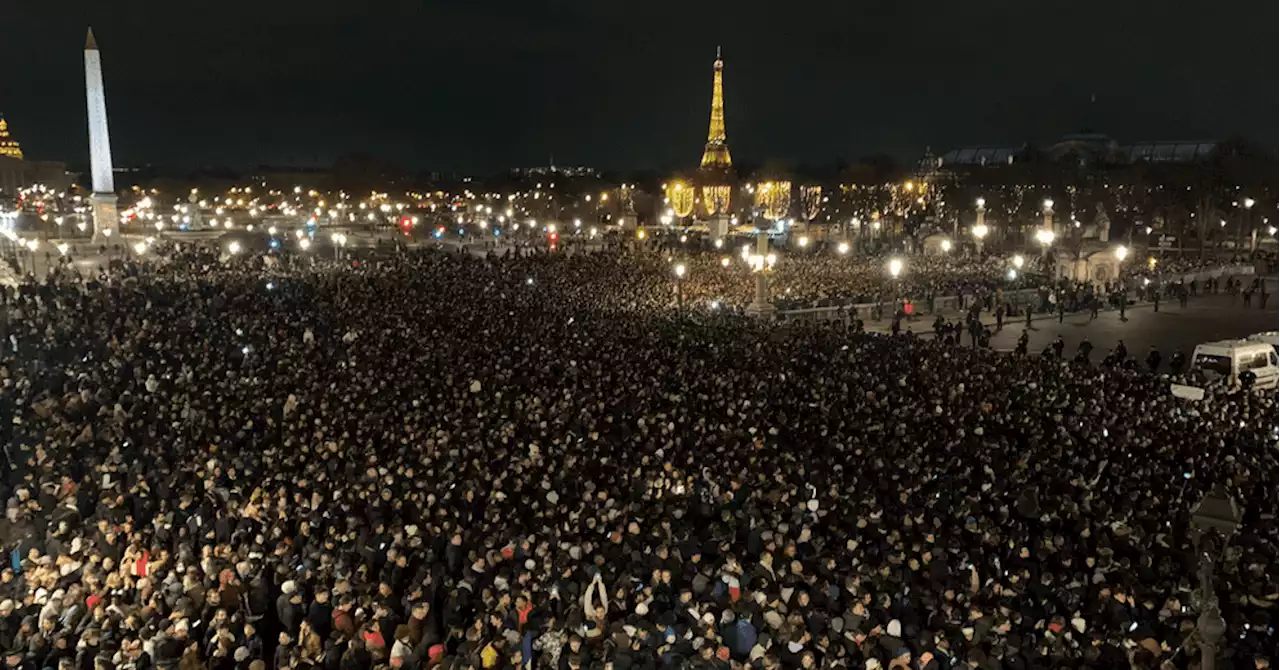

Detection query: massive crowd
(0, 245), (1275, 670)
(589, 250), (1041, 313)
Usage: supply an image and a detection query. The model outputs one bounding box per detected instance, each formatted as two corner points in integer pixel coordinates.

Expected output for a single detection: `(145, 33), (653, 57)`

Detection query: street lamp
(1188, 484), (1242, 670)
(1012, 254), (1025, 269)
(1113, 245), (1129, 262)
(745, 231), (777, 319)
(1035, 228), (1055, 255)
(228, 241), (242, 255)
(1042, 198), (1055, 236)
(837, 241), (850, 255)
(888, 257), (903, 278)
(299, 238), (311, 251)
(972, 224), (989, 254)
(797, 235), (809, 248)
(1243, 197), (1257, 251)
(940, 239), (952, 253)
(673, 263), (687, 312)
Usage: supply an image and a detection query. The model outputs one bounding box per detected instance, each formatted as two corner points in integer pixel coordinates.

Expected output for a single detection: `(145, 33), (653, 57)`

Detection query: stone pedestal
(90, 192), (118, 245)
(708, 214), (730, 242)
(746, 274), (776, 320)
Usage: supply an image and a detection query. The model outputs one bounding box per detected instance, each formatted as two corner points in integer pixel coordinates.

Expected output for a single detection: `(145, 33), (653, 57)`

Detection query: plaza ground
(881, 293), (1278, 357)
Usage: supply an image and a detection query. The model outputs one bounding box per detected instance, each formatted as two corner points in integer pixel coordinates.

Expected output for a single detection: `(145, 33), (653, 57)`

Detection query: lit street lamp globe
(972, 224), (988, 240)
(1012, 254), (1025, 269)
(1114, 245), (1129, 261)
(888, 258), (903, 278)
(940, 239), (952, 253)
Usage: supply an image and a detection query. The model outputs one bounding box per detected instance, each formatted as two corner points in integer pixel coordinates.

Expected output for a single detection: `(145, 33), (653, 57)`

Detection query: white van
(1246, 332), (1279, 355)
(1190, 340), (1279, 390)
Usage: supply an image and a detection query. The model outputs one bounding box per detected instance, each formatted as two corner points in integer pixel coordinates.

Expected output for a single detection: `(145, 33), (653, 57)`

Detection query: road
(968, 294), (1277, 357)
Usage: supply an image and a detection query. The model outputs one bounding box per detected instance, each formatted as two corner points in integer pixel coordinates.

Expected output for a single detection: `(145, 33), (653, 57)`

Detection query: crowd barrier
(776, 264), (1262, 326)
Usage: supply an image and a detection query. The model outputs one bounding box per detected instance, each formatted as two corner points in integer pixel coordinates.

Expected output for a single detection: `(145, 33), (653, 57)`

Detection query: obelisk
(84, 28), (117, 243)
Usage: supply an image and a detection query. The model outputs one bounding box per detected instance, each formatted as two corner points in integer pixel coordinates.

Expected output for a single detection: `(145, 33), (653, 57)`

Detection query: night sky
(4, 0), (1277, 173)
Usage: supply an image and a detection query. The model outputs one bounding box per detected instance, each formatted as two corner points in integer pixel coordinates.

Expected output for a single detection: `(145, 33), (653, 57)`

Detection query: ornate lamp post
(1113, 245), (1129, 319)
(888, 257), (904, 307)
(1035, 228), (1055, 257)
(1188, 484), (1242, 670)
(673, 263), (687, 312)
(974, 198), (988, 253)
(745, 230), (777, 319)
(1243, 197), (1256, 251)
(1042, 198), (1055, 235)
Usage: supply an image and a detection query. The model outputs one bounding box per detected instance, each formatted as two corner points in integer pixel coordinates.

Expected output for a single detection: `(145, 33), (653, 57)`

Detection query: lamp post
(1242, 197), (1256, 251)
(1114, 245), (1129, 320)
(974, 198), (988, 254)
(888, 257), (904, 310)
(746, 230), (777, 319)
(1189, 484), (1242, 670)
(1035, 228), (1055, 258)
(673, 263), (687, 313)
(1042, 199), (1055, 236)
(331, 232), (348, 260)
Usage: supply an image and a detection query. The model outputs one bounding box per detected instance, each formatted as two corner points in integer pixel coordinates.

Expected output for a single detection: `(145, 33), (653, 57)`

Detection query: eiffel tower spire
(699, 47), (732, 170)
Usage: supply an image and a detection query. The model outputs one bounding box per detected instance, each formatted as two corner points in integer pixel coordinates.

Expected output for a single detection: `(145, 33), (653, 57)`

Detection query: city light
(1114, 245), (1129, 261)
(1035, 229), (1055, 246)
(888, 257), (903, 278)
(837, 241), (850, 254)
(1012, 254), (1025, 269)
(972, 224), (988, 240)
(940, 239), (952, 253)
(1006, 269), (1017, 280)
(674, 263), (687, 279)
(797, 236), (809, 247)
(1244, 198), (1255, 209)
(228, 241), (241, 255)
(299, 238), (311, 250)
(720, 257), (731, 267)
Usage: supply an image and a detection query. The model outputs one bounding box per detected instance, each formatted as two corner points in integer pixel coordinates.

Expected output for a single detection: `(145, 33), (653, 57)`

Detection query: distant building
(0, 114), (72, 194)
(934, 134), (1220, 170)
(510, 165), (598, 178)
(250, 166), (332, 189)
(0, 117), (23, 161)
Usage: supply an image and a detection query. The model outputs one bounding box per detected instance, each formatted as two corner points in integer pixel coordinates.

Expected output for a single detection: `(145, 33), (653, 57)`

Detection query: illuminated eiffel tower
(699, 47), (732, 170)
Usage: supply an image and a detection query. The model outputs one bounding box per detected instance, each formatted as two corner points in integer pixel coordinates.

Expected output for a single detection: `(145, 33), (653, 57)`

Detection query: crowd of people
(0, 244), (1275, 670)
(595, 250), (1040, 313)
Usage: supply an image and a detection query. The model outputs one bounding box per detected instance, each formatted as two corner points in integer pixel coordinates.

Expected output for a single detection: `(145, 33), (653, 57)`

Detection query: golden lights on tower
(699, 47), (733, 170)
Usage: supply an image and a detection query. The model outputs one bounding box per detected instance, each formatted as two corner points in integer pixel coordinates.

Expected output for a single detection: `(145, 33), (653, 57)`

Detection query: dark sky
(4, 0), (1277, 174)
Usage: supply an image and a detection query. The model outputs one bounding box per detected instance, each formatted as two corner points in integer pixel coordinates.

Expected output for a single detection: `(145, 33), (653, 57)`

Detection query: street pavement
(875, 293), (1277, 358)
